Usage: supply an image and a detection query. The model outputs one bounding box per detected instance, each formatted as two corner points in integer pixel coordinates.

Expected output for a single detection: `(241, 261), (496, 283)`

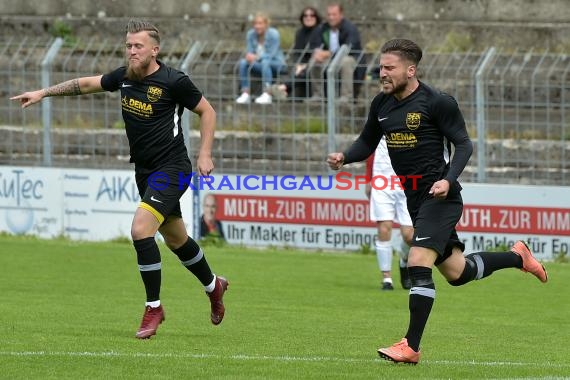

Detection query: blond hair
(253, 12), (271, 25)
(126, 19), (160, 45)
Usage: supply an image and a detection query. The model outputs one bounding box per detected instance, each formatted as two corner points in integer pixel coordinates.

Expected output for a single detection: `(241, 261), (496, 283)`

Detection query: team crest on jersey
(406, 112), (421, 130)
(147, 86), (162, 102)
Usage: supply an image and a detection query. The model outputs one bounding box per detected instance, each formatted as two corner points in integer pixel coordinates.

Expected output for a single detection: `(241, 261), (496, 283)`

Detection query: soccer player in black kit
(12, 20), (228, 339)
(327, 39), (547, 364)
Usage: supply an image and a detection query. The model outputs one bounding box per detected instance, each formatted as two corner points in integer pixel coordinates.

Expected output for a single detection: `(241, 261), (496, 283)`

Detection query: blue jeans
(239, 59), (284, 92)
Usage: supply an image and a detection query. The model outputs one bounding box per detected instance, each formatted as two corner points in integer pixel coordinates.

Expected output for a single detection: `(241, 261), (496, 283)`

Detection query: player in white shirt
(365, 136), (414, 290)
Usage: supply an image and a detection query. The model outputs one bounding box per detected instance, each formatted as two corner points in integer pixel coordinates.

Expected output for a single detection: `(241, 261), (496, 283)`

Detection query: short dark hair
(126, 19), (160, 45)
(298, 6), (322, 25)
(380, 39), (422, 65)
(328, 2), (344, 13)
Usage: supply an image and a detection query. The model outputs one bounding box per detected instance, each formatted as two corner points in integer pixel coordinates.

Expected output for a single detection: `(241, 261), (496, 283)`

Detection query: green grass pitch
(0, 235), (568, 379)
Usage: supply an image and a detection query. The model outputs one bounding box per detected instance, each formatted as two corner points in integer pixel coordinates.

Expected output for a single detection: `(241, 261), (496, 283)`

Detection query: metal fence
(1, 36), (569, 185)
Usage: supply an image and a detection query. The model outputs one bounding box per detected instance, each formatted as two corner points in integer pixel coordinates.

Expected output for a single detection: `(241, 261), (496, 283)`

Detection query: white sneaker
(254, 92), (272, 105)
(235, 92), (251, 104)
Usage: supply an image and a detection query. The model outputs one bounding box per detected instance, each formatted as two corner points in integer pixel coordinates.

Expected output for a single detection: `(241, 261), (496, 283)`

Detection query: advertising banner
(61, 169), (140, 240)
(0, 167), (62, 238)
(1, 167), (568, 261)
(196, 175), (570, 261)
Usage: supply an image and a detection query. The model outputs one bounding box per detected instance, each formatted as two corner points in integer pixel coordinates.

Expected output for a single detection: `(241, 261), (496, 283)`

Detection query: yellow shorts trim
(139, 202), (165, 224)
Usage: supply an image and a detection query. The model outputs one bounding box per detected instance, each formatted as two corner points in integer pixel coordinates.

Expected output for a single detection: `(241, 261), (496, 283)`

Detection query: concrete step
(2, 127), (570, 169)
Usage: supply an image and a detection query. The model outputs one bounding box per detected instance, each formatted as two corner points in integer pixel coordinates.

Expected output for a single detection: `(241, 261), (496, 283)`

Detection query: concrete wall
(2, 0), (570, 22)
(2, 0), (570, 51)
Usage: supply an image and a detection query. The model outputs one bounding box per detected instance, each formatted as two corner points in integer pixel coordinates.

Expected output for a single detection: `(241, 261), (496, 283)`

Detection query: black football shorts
(135, 159), (193, 224)
(411, 191), (466, 265)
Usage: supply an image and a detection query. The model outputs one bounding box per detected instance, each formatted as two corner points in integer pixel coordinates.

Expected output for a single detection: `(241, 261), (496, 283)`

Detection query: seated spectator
(236, 12), (286, 105)
(307, 2), (362, 103)
(271, 6), (322, 100)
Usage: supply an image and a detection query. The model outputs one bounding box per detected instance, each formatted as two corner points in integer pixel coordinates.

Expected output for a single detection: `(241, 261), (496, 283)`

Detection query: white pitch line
(0, 351), (568, 368)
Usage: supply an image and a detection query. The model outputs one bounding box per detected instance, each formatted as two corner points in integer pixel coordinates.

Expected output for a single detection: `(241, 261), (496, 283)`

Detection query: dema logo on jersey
(406, 112), (421, 130)
(147, 86), (162, 102)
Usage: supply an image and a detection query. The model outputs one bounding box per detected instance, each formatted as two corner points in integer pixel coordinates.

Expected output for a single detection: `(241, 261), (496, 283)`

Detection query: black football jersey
(101, 61), (202, 172)
(344, 82), (473, 208)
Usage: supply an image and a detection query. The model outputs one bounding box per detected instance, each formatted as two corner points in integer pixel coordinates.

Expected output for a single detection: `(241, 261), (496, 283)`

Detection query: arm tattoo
(43, 79), (82, 97)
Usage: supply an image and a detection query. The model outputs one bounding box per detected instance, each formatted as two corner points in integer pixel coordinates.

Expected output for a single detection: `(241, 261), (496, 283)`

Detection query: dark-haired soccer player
(12, 19), (228, 339)
(327, 38), (547, 364)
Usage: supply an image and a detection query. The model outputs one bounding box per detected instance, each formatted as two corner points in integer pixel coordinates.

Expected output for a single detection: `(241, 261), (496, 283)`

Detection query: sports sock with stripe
(172, 237), (215, 287)
(133, 237), (162, 302)
(449, 251), (522, 286)
(405, 266), (435, 352)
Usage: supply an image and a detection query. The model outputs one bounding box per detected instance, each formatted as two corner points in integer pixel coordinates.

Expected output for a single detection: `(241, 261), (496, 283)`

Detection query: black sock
(172, 237), (214, 286)
(448, 251), (522, 286)
(405, 266), (435, 352)
(469, 251), (522, 279)
(133, 237), (161, 302)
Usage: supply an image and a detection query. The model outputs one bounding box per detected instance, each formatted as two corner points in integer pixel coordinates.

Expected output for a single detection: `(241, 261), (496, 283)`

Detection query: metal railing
(326, 44), (351, 155)
(1, 37), (569, 185)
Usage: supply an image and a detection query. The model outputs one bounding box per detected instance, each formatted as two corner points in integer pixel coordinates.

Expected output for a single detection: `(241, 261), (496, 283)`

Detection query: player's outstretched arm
(192, 96), (216, 176)
(10, 75), (104, 108)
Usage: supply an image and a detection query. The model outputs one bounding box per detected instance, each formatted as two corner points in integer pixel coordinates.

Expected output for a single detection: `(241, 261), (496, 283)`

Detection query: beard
(126, 57), (151, 82)
(381, 77), (408, 96)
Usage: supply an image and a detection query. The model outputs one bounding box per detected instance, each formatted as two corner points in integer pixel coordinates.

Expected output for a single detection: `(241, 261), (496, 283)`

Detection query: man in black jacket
(200, 193), (225, 241)
(307, 3), (362, 103)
